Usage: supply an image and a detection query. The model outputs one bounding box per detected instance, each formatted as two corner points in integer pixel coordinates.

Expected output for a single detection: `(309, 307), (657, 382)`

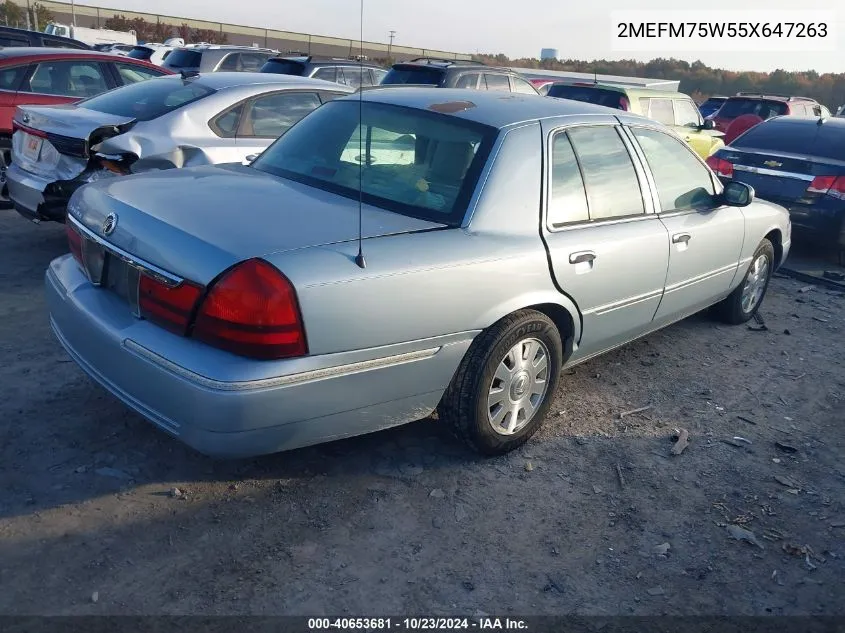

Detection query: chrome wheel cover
(487, 337), (550, 435)
(741, 253), (770, 314)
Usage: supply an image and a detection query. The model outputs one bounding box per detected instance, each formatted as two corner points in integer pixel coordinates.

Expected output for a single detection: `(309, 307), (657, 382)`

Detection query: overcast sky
(81, 0), (838, 73)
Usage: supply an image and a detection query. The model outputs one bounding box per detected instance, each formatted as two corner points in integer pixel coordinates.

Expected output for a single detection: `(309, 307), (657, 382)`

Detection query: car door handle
(569, 251), (596, 264)
(672, 233), (691, 244)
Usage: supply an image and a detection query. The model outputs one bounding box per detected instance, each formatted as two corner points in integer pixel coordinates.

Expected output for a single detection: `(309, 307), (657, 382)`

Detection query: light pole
(388, 30), (396, 62)
(71, 0), (76, 26)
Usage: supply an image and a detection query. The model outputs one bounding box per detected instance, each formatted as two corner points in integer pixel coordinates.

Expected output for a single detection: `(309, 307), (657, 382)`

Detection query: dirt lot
(1, 210), (843, 616)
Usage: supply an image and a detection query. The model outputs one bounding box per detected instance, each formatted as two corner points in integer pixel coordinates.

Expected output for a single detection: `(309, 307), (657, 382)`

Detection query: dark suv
(260, 54), (386, 89)
(709, 92), (830, 133)
(381, 58), (539, 94)
(0, 25), (89, 50)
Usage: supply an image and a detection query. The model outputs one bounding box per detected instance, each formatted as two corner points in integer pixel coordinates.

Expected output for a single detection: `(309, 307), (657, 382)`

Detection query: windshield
(164, 49), (202, 69)
(251, 100), (496, 225)
(127, 47), (153, 61)
(547, 85), (625, 109)
(260, 58), (306, 75)
(79, 78), (214, 122)
(731, 119), (845, 161)
(381, 66), (444, 86)
(717, 98), (788, 119)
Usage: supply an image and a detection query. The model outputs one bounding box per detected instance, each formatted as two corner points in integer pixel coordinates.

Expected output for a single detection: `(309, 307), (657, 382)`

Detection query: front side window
(567, 126), (645, 220)
(27, 61), (109, 98)
(484, 73), (510, 92)
(114, 62), (166, 85)
(251, 100), (496, 225)
(632, 127), (715, 212)
(548, 132), (589, 227)
(511, 77), (538, 94)
(243, 92), (322, 138)
(79, 77), (215, 121)
(642, 98), (674, 125)
(673, 99), (701, 127)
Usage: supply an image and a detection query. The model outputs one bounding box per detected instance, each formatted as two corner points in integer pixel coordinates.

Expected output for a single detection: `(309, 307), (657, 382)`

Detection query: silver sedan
(8, 72), (353, 222)
(47, 88), (791, 458)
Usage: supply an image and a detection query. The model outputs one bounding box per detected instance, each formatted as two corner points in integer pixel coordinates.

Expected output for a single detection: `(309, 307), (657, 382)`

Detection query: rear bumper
(7, 162), (69, 222)
(46, 254), (474, 458)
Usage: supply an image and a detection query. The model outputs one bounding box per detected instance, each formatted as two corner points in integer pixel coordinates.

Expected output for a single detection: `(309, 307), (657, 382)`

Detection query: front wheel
(715, 238), (774, 324)
(0, 146), (12, 210)
(439, 310), (563, 455)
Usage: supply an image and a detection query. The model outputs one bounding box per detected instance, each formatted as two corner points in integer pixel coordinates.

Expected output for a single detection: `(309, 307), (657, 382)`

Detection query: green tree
(0, 0), (24, 27)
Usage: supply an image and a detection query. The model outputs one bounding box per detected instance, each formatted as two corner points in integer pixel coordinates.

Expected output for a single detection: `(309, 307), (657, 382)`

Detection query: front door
(541, 121), (670, 361)
(626, 125), (745, 325)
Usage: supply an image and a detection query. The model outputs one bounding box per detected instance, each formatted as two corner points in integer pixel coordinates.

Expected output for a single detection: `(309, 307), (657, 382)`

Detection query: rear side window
(312, 66), (337, 82)
(731, 119), (845, 161)
(381, 66), (444, 86)
(211, 102), (244, 137)
(512, 77), (538, 94)
(718, 98), (788, 119)
(127, 47), (154, 61)
(28, 61), (108, 98)
(641, 98), (674, 125)
(455, 73), (480, 89)
(548, 133), (590, 226)
(338, 66), (365, 89)
(260, 59), (307, 75)
(218, 53), (240, 71)
(240, 53), (269, 72)
(79, 77), (215, 121)
(483, 74), (510, 92)
(0, 36), (31, 46)
(547, 85), (625, 109)
(243, 92), (322, 138)
(0, 65), (28, 91)
(567, 126), (645, 220)
(372, 69), (387, 84)
(165, 49), (202, 69)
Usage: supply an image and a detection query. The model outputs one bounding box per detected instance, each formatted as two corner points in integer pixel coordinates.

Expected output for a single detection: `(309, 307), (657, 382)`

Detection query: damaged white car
(8, 72), (353, 222)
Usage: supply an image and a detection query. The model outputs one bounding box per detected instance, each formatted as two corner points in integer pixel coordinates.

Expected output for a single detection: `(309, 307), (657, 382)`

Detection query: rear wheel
(0, 144), (11, 210)
(439, 310), (563, 455)
(715, 238), (774, 324)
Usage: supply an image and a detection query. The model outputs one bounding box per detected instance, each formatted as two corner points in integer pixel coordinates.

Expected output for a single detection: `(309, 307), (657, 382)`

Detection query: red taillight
(139, 274), (203, 336)
(192, 259), (307, 360)
(12, 121), (47, 138)
(619, 96), (630, 111)
(66, 223), (83, 264)
(706, 156), (733, 178)
(807, 175), (845, 198)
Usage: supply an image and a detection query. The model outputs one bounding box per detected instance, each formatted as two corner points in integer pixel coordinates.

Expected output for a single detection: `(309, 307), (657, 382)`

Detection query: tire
(439, 310), (563, 456)
(715, 238), (775, 324)
(0, 145), (12, 210)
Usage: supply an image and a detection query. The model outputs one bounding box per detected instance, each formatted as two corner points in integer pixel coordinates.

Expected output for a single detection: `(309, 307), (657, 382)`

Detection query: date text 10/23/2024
(307, 618), (529, 630)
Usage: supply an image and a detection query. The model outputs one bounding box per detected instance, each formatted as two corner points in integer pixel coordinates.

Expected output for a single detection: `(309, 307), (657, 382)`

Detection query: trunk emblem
(102, 213), (118, 236)
(21, 113), (30, 124)
(763, 160), (782, 168)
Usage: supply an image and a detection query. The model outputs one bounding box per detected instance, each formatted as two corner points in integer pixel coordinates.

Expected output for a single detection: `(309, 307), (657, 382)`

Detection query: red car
(0, 48), (172, 204)
(707, 93), (826, 134)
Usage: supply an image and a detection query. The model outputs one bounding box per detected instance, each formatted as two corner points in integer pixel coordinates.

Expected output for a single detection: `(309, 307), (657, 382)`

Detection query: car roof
(181, 44), (278, 53)
(0, 47), (126, 60)
(269, 55), (382, 68)
(727, 93), (816, 103)
(165, 71), (355, 91)
(343, 87), (639, 129)
(549, 82), (691, 100)
(756, 115), (841, 129)
(392, 59), (511, 72)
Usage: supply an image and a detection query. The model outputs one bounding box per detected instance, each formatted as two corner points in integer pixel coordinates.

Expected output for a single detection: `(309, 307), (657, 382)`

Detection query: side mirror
(722, 181), (754, 207)
(244, 153), (260, 165)
(702, 119), (715, 130)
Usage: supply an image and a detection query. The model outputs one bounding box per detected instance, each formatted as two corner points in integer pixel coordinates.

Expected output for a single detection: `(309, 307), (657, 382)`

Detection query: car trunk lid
(68, 163), (447, 288)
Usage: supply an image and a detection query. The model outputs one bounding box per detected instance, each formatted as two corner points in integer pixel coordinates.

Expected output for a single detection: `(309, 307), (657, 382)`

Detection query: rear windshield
(717, 98), (788, 119)
(79, 77), (215, 122)
(127, 46), (153, 61)
(260, 58), (306, 75)
(251, 100), (496, 225)
(381, 66), (444, 86)
(701, 98), (726, 107)
(164, 49), (202, 69)
(731, 118), (845, 161)
(547, 85), (625, 109)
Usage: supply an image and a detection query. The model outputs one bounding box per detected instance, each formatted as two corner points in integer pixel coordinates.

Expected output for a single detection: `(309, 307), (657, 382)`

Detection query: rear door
(483, 73), (510, 92)
(626, 124), (744, 323)
(13, 59), (112, 111)
(541, 119), (670, 361)
(0, 64), (30, 133)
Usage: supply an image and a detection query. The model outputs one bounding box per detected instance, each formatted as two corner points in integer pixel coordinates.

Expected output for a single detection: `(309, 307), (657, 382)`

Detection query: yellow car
(546, 82), (725, 159)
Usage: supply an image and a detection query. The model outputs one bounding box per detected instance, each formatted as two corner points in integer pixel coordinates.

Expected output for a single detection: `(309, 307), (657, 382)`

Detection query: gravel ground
(1, 210), (843, 616)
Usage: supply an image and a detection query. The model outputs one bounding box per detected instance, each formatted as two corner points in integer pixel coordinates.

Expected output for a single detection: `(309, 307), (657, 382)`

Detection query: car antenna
(354, 0), (367, 269)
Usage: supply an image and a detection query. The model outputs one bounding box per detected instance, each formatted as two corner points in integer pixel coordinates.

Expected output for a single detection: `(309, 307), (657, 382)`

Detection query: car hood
(71, 163), (447, 285)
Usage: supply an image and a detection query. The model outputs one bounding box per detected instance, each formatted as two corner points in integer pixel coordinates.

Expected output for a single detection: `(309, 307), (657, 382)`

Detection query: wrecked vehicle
(8, 72), (353, 222)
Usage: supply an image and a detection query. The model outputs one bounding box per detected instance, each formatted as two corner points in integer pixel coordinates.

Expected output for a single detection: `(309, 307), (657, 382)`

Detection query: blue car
(699, 96), (727, 119)
(706, 115), (844, 249)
